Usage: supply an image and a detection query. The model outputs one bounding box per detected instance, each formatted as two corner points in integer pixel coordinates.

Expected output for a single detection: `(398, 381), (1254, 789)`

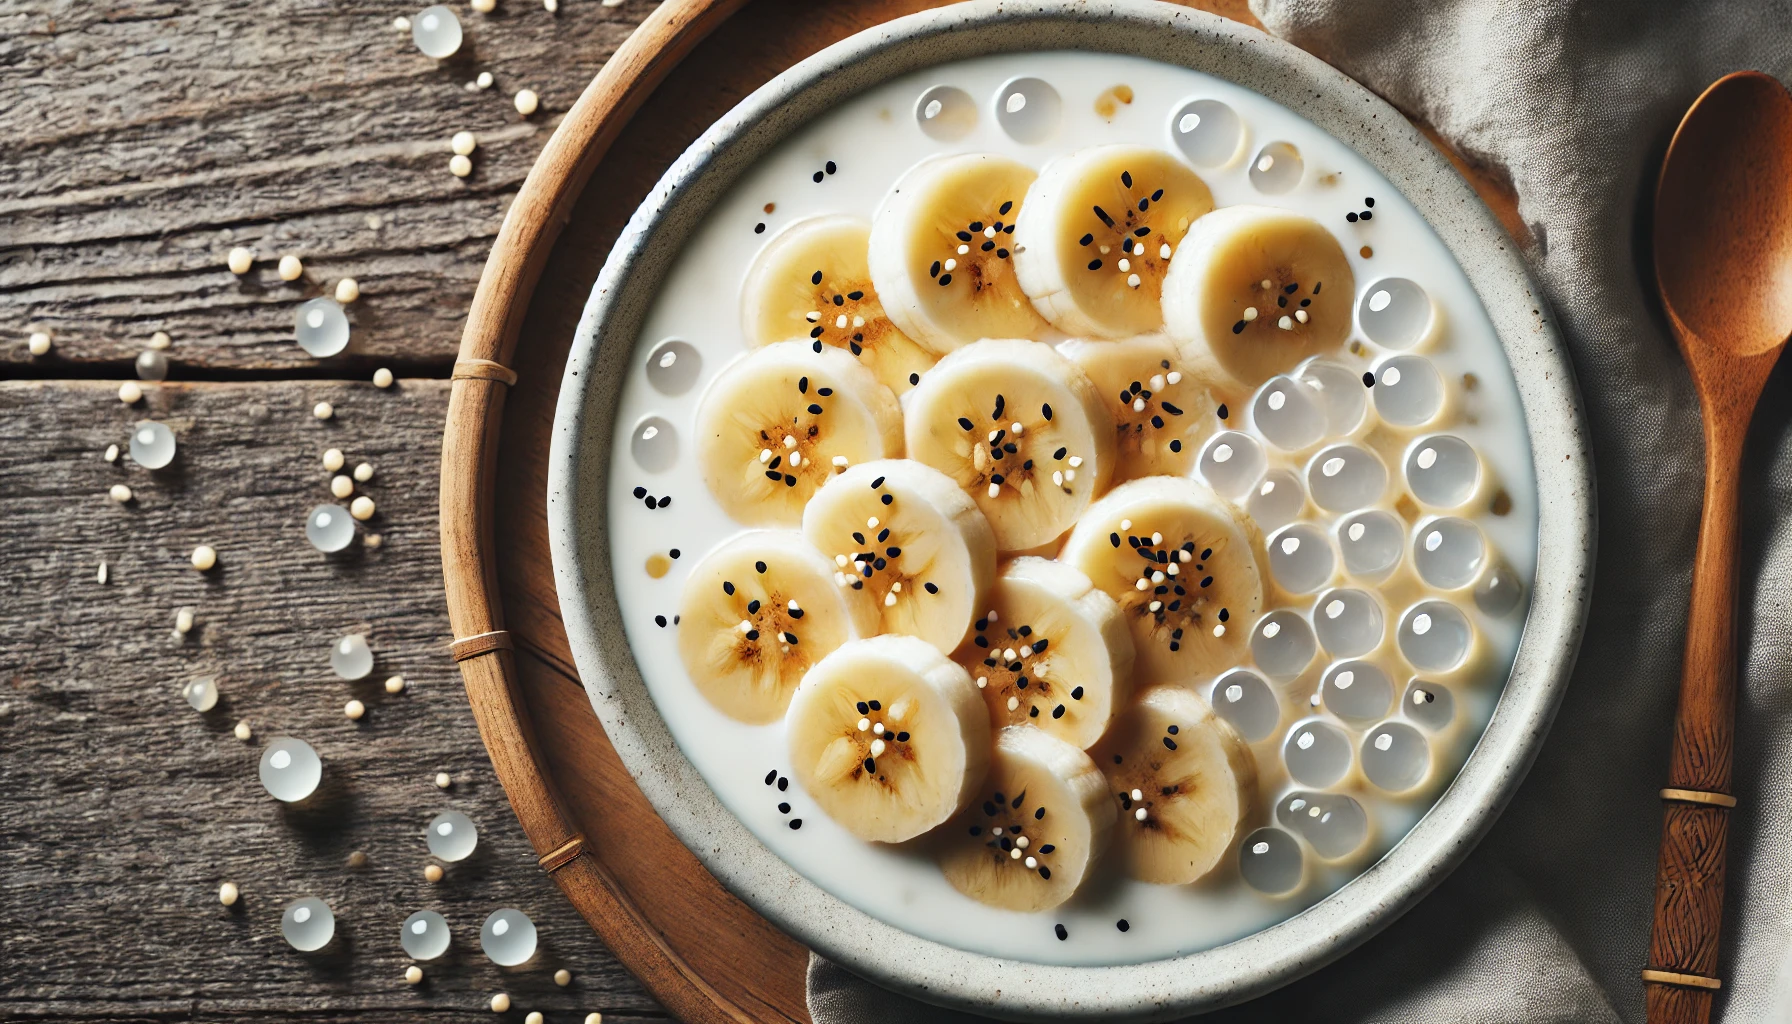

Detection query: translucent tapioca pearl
(645, 339), (702, 395)
(136, 348), (169, 381)
(1250, 375), (1326, 451)
(1336, 509), (1404, 580)
(1239, 826), (1304, 894)
(1320, 660), (1394, 723)
(1209, 668), (1280, 742)
(995, 77), (1061, 144)
(1295, 357), (1368, 436)
(1306, 443), (1386, 512)
(630, 416), (678, 473)
(1250, 609), (1316, 682)
(1277, 790), (1369, 860)
(480, 908), (538, 967)
(1245, 468), (1306, 531)
(260, 737), (322, 802)
(1313, 588), (1384, 657)
(1197, 430), (1266, 500)
(294, 298), (351, 357)
(1357, 278), (1433, 350)
(1171, 99), (1243, 167)
(425, 810), (478, 862)
(1413, 517), (1485, 590)
(1404, 434), (1480, 508)
(401, 910), (452, 960)
(1282, 718), (1352, 787)
(411, 5), (463, 58)
(330, 634), (374, 680)
(307, 505), (355, 553)
(1474, 561), (1524, 617)
(183, 676), (219, 712)
(281, 897), (335, 952)
(1266, 522), (1334, 594)
(1370, 355), (1444, 427)
(1362, 721), (1431, 792)
(1397, 600), (1472, 672)
(1249, 141), (1303, 194)
(129, 420), (177, 469)
(1401, 679), (1455, 731)
(916, 85), (977, 142)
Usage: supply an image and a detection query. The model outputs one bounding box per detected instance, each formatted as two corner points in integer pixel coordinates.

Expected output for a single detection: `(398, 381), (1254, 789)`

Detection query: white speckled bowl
(548, 2), (1594, 1019)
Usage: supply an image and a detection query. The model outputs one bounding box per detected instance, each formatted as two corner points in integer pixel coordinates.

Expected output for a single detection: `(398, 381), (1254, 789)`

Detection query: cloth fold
(809, 2), (1792, 1020)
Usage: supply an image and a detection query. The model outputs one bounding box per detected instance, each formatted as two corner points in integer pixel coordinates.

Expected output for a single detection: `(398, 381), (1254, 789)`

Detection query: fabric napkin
(809, 2), (1792, 1020)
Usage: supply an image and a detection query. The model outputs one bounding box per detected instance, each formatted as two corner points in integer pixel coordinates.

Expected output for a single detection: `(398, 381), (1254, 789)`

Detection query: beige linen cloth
(810, 1), (1792, 1019)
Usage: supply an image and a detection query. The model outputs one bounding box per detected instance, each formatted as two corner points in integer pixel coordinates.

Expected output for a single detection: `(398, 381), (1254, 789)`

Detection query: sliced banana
(937, 726), (1116, 911)
(867, 154), (1048, 352)
(954, 556), (1133, 749)
(1162, 205), (1355, 391)
(1014, 145), (1215, 337)
(802, 459), (996, 653)
(694, 341), (904, 526)
(1090, 685), (1257, 885)
(786, 634), (990, 843)
(902, 338), (1115, 552)
(741, 215), (936, 394)
(1059, 476), (1264, 685)
(677, 531), (879, 724)
(1060, 334), (1218, 483)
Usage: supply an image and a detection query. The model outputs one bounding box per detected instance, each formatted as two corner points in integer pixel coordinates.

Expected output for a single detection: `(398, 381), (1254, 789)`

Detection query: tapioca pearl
(1312, 587), (1383, 656)
(916, 85), (977, 141)
(1197, 430), (1266, 500)
(1250, 374), (1326, 451)
(183, 675), (219, 712)
(259, 737), (322, 802)
(1401, 679), (1455, 731)
(136, 348), (169, 381)
(129, 420), (178, 469)
(1170, 98), (1243, 167)
(1294, 357), (1368, 436)
(1250, 609), (1317, 682)
(1320, 659), (1394, 723)
(1282, 718), (1352, 787)
(281, 897), (336, 952)
(1245, 468), (1306, 531)
(480, 909), (538, 967)
(1248, 141), (1303, 194)
(995, 77), (1061, 144)
(1276, 790), (1369, 860)
(426, 809), (479, 861)
(1357, 278), (1433, 350)
(646, 339), (703, 395)
(307, 505), (355, 553)
(1266, 522), (1334, 594)
(294, 297), (351, 357)
(1474, 561), (1525, 617)
(631, 416), (678, 472)
(1405, 434), (1481, 507)
(1397, 600), (1472, 671)
(1361, 721), (1431, 792)
(1239, 826), (1303, 894)
(411, 5), (463, 58)
(1413, 517), (1485, 590)
(401, 910), (452, 960)
(1209, 668), (1280, 742)
(1370, 354), (1444, 427)
(1306, 443), (1386, 512)
(1336, 509), (1404, 580)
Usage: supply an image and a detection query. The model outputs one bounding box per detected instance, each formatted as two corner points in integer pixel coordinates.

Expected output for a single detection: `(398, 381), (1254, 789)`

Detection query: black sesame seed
(929, 260), (941, 278)
(789, 819), (802, 830)
(1217, 403), (1229, 419)
(745, 629), (759, 641)
(938, 273), (953, 286)
(1071, 686), (1084, 700)
(1041, 403), (1053, 420)
(1052, 705), (1065, 719)
(807, 403), (823, 415)
(1079, 232), (1094, 246)
(1169, 439), (1182, 453)
(1232, 320), (1247, 334)
(1039, 866), (1052, 879)
(778, 802), (790, 814)
(1360, 210), (1373, 220)
(778, 776), (788, 791)
(982, 240), (995, 251)
(999, 200), (1014, 215)
(969, 825), (982, 836)
(633, 486), (647, 498)
(755, 560), (767, 573)
(924, 582), (939, 594)
(1029, 706), (1039, 717)
(1163, 737), (1178, 750)
(754, 222), (766, 233)
(1093, 205), (1115, 228)
(1363, 371), (1376, 387)
(812, 171), (824, 183)
(1168, 724), (1180, 735)
(969, 221), (983, 232)
(747, 600), (761, 614)
(896, 732), (909, 742)
(764, 770), (777, 785)
(909, 373), (920, 385)
(1088, 258), (1103, 271)
(1117, 919), (1130, 932)
(868, 700), (880, 710)
(1346, 211), (1359, 223)
(1055, 924), (1068, 941)
(825, 160), (837, 174)
(659, 496), (671, 508)
(1121, 170), (1133, 188)
(723, 581), (735, 595)
(1365, 196), (1376, 207)
(863, 757), (875, 773)
(654, 615), (667, 627)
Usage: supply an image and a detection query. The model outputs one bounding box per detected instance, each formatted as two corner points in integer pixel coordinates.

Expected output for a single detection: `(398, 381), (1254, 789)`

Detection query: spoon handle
(1644, 424), (1742, 1024)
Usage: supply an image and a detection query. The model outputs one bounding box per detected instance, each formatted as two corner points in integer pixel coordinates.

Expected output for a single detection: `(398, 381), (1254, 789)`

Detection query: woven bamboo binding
(438, 2), (752, 1021)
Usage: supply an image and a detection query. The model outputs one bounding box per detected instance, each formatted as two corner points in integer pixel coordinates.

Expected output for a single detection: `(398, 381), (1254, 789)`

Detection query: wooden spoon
(1645, 70), (1792, 1023)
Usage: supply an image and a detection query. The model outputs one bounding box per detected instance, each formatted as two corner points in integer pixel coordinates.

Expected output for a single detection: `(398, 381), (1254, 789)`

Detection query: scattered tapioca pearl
(514, 89), (540, 116)
(109, 483), (133, 503)
(313, 401), (334, 420)
(435, 771), (452, 788)
(227, 246), (256, 274)
(354, 462), (375, 482)
(119, 381), (143, 404)
(277, 254), (304, 281)
(490, 993), (511, 1013)
(331, 474), (354, 499)
(555, 969), (573, 987)
(424, 863), (444, 883)
(406, 966), (424, 985)
(191, 544), (218, 571)
(350, 496), (376, 521)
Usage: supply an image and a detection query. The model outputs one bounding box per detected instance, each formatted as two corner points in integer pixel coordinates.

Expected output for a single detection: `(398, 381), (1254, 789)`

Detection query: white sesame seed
(957, 244), (970, 255)
(835, 314), (847, 329)
(1132, 397), (1146, 412)
(393, 15), (412, 29)
(1151, 571), (1165, 583)
(334, 278), (360, 303)
(175, 607), (195, 634)
(470, 0), (493, 11)
(858, 718), (871, 732)
(313, 401), (334, 420)
(976, 676), (987, 688)
(476, 71), (494, 89)
(805, 311), (820, 322)
(351, 496), (376, 520)
(1295, 309), (1309, 323)
(219, 881), (239, 906)
(883, 592), (897, 607)
(436, 772), (452, 789)
(1117, 258), (1131, 273)
(323, 448), (345, 471)
(1068, 455), (1083, 468)
(1160, 243), (1173, 259)
(784, 435), (798, 449)
(96, 561), (108, 584)
(759, 448), (773, 464)
(354, 462), (374, 482)
(233, 720), (252, 741)
(1148, 600), (1163, 612)
(1213, 624), (1226, 637)
(331, 475), (354, 499)
(227, 246), (256, 274)
(554, 969), (573, 987)
(1052, 471), (1064, 486)
(119, 381), (143, 404)
(943, 258), (958, 272)
(1010, 847), (1022, 860)
(1167, 371), (1181, 384)
(870, 739), (886, 757)
(831, 455), (848, 467)
(1135, 578), (1150, 591)
(1007, 696), (1019, 711)
(109, 484), (132, 503)
(449, 154), (473, 177)
(387, 675), (407, 694)
(1150, 374), (1166, 390)
(344, 699), (366, 720)
(148, 330), (171, 350)
(1278, 315), (1294, 330)
(1135, 807), (1148, 821)
(278, 254), (304, 281)
(514, 89), (540, 116)
(1243, 306), (1258, 321)
(1120, 519), (1131, 530)
(191, 545), (217, 571)
(104, 444), (119, 463)
(406, 966), (424, 985)
(452, 131), (478, 156)
(987, 482), (1001, 498)
(490, 993), (511, 1013)
(1025, 856), (1038, 869)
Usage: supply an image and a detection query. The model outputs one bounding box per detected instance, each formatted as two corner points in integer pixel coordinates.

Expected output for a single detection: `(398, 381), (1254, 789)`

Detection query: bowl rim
(547, 2), (1594, 1019)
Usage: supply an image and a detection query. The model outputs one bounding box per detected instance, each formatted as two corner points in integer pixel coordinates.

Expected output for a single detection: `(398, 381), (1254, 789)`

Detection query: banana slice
(1059, 476), (1264, 685)
(802, 459), (997, 653)
(955, 556), (1133, 749)
(741, 215), (937, 394)
(1090, 685), (1257, 885)
(786, 634), (990, 843)
(677, 531), (879, 724)
(1162, 205), (1355, 391)
(1060, 334), (1219, 483)
(1014, 146), (1215, 337)
(867, 154), (1048, 352)
(694, 341), (904, 526)
(937, 726), (1116, 911)
(902, 338), (1115, 552)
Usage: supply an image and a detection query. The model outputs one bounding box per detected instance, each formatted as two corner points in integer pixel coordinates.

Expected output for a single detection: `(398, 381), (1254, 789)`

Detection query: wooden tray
(438, 2), (1522, 1021)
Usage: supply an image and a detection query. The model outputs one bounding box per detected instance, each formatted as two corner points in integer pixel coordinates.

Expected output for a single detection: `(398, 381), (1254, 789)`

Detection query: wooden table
(0, 3), (1519, 1022)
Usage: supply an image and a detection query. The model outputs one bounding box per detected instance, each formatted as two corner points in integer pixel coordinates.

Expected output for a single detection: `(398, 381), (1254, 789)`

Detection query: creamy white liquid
(605, 51), (1536, 966)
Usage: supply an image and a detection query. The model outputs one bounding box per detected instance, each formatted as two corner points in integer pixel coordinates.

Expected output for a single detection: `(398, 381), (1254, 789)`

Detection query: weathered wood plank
(0, 380), (661, 1022)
